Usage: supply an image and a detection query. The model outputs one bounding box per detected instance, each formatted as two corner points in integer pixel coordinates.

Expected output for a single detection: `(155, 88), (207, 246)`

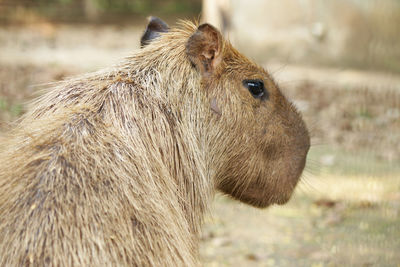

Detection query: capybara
(0, 18), (310, 266)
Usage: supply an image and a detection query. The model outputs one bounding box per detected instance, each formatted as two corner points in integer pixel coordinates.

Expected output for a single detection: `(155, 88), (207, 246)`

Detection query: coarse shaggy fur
(0, 20), (309, 266)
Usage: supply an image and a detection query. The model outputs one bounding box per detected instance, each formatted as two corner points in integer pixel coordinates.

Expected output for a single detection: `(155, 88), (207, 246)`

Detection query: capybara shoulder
(0, 17), (309, 266)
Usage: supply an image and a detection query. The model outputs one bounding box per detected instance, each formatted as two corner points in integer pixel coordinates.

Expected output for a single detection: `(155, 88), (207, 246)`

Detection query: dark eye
(242, 79), (267, 99)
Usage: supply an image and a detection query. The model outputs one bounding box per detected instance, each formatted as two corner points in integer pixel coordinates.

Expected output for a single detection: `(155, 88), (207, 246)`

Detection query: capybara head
(143, 18), (310, 208)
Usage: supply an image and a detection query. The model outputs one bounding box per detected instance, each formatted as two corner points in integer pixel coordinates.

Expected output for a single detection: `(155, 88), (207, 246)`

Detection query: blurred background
(0, 0), (399, 266)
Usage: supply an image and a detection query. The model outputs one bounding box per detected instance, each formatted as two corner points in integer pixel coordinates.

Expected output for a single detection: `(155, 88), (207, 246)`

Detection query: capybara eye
(243, 79), (267, 99)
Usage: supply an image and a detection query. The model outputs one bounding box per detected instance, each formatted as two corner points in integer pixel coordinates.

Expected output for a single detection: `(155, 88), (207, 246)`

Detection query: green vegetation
(1, 0), (201, 23)
(0, 98), (23, 119)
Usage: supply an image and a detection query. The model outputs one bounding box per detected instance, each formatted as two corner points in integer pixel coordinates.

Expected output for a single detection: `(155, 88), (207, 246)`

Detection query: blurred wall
(204, 0), (400, 73)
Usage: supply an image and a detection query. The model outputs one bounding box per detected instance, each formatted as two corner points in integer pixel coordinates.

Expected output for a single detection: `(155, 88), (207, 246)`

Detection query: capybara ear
(140, 17), (169, 47)
(186, 23), (223, 77)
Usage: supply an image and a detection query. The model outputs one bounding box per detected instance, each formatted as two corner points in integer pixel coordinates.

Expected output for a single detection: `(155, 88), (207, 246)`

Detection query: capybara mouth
(222, 182), (296, 208)
(274, 193), (293, 205)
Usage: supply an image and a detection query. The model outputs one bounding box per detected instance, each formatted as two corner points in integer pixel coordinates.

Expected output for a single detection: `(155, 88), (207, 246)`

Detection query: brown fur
(0, 20), (309, 266)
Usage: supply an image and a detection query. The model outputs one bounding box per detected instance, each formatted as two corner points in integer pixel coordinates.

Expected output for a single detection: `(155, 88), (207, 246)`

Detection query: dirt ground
(1, 24), (399, 266)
